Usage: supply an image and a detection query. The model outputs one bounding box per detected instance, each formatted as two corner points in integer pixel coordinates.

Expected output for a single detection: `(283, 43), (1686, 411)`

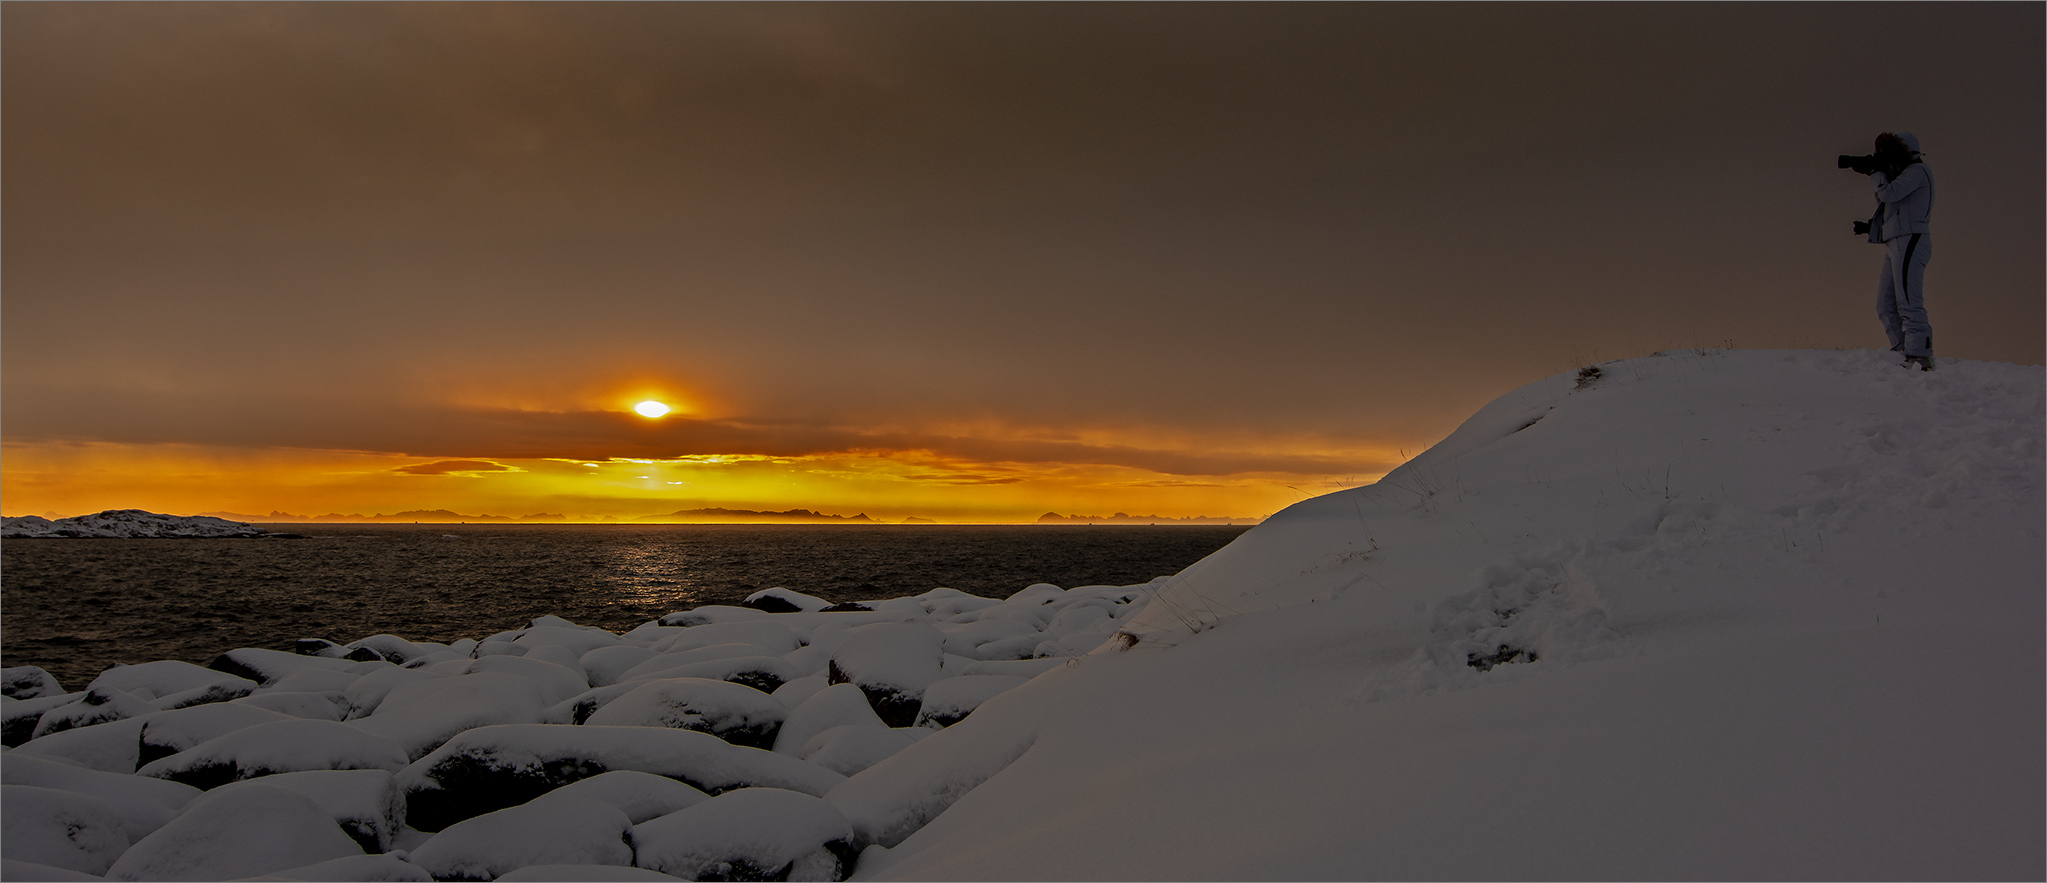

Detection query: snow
(136, 718), (410, 788)
(631, 787), (857, 882)
(4, 349), (2037, 880)
(397, 724), (846, 832)
(855, 349), (2045, 880)
(2, 753), (198, 842)
(103, 784), (363, 881)
(774, 684), (887, 757)
(208, 769), (406, 853)
(493, 865), (681, 882)
(1, 509), (271, 539)
(407, 796), (634, 881)
(2, 784), (132, 875)
(582, 678), (788, 748)
(3, 666), (68, 700)
(527, 769), (710, 823)
(233, 853), (433, 882)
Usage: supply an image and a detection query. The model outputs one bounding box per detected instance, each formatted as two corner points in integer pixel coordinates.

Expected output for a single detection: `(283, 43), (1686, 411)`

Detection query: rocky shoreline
(2, 581), (1143, 881)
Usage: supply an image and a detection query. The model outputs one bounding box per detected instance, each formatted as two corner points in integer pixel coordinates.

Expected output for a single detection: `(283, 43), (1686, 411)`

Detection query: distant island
(201, 510), (568, 524)
(1, 510), (280, 538)
(1037, 512), (1260, 525)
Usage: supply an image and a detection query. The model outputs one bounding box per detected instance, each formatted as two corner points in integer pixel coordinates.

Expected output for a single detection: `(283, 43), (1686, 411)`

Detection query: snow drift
(854, 349), (2045, 880)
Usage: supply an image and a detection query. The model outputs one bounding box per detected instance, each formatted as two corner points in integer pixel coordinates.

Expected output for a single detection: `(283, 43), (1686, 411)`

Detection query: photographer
(1842, 132), (1936, 371)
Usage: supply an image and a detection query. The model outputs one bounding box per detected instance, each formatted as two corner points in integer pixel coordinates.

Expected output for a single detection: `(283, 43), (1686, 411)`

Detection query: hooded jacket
(1872, 132), (1933, 242)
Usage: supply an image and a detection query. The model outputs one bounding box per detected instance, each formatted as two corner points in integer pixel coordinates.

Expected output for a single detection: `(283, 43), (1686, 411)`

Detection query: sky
(4, 3), (2041, 524)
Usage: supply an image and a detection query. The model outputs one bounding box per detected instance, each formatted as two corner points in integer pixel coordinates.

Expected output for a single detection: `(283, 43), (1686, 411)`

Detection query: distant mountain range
(633, 508), (877, 524)
(1037, 512), (1258, 525)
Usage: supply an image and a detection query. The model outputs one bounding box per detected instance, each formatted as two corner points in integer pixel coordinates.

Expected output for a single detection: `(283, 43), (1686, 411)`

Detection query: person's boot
(1905, 355), (1936, 372)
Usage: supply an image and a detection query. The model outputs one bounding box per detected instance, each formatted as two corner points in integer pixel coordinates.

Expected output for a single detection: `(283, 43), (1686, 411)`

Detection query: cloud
(2, 383), (1398, 479)
(391, 459), (522, 476)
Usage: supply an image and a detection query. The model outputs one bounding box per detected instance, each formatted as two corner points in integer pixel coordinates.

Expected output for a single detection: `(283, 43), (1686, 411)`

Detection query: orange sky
(4, 4), (2041, 523)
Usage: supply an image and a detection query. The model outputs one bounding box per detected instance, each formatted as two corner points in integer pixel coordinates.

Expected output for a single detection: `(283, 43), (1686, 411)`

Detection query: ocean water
(1, 523), (1252, 688)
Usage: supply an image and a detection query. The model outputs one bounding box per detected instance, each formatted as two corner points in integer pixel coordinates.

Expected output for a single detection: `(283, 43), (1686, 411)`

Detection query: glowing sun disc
(634, 401), (671, 418)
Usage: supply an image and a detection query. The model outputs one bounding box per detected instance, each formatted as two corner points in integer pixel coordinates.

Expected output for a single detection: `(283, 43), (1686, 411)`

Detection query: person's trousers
(1877, 233), (1932, 357)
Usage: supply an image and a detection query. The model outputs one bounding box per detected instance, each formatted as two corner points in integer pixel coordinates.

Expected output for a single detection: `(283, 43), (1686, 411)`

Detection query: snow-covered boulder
(408, 797), (634, 881)
(650, 621), (799, 656)
(31, 688), (157, 739)
(527, 769), (710, 823)
(397, 724), (845, 832)
(233, 690), (352, 720)
(234, 852), (434, 882)
(0, 859), (106, 882)
(623, 655), (800, 695)
(2, 509), (272, 538)
(2, 690), (84, 746)
(655, 606), (774, 628)
(88, 660), (253, 702)
(2, 752), (199, 842)
(137, 718), (409, 789)
(104, 784), (363, 881)
(137, 702), (298, 766)
(583, 678), (787, 749)
(10, 714), (154, 772)
(208, 769), (406, 853)
(631, 787), (857, 882)
(263, 667), (366, 695)
(348, 671), (551, 761)
(799, 726), (919, 777)
(494, 865), (681, 882)
(3, 666), (65, 700)
(209, 648), (361, 687)
(741, 588), (832, 613)
(828, 624), (944, 727)
(773, 683), (887, 756)
(580, 646), (659, 687)
(912, 676), (1029, 729)
(1, 784), (132, 875)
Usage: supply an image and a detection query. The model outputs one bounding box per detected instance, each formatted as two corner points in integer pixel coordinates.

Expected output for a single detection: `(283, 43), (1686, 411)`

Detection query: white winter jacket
(1873, 162), (1933, 241)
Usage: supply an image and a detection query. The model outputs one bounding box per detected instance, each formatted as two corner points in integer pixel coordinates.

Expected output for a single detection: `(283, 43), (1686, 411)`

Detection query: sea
(1, 523), (1253, 688)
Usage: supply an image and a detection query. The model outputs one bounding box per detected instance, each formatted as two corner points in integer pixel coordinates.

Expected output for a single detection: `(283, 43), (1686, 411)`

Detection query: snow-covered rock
(137, 718), (409, 789)
(208, 769), (406, 853)
(911, 676), (1028, 729)
(799, 726), (918, 777)
(1, 509), (272, 539)
(397, 724), (846, 832)
(1, 784), (132, 876)
(136, 702), (298, 768)
(104, 784), (363, 881)
(494, 865), (681, 882)
(582, 678), (787, 749)
(742, 588), (833, 613)
(10, 714), (155, 773)
(527, 769), (710, 823)
(408, 797), (635, 881)
(3, 690), (85, 746)
(827, 624), (944, 727)
(232, 690), (352, 720)
(2, 752), (199, 842)
(31, 688), (158, 739)
(3, 666), (66, 700)
(772, 683), (887, 756)
(232, 852), (434, 882)
(631, 787), (857, 882)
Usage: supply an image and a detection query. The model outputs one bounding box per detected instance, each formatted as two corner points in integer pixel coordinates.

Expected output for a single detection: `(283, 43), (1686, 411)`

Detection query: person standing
(1850, 132), (1936, 371)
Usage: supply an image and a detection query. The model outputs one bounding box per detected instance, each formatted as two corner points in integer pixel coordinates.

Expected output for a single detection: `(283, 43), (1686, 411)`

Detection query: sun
(634, 401), (671, 418)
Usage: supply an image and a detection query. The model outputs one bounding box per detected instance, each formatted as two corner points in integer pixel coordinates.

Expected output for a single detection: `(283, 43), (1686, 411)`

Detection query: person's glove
(1853, 220), (1872, 235)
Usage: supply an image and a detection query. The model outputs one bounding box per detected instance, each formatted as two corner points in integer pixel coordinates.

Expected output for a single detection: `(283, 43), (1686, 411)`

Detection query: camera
(1838, 154), (1881, 175)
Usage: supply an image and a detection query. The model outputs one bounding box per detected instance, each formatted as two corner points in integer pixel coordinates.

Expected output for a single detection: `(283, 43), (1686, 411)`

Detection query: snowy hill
(2, 510), (272, 539)
(852, 349), (2044, 880)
